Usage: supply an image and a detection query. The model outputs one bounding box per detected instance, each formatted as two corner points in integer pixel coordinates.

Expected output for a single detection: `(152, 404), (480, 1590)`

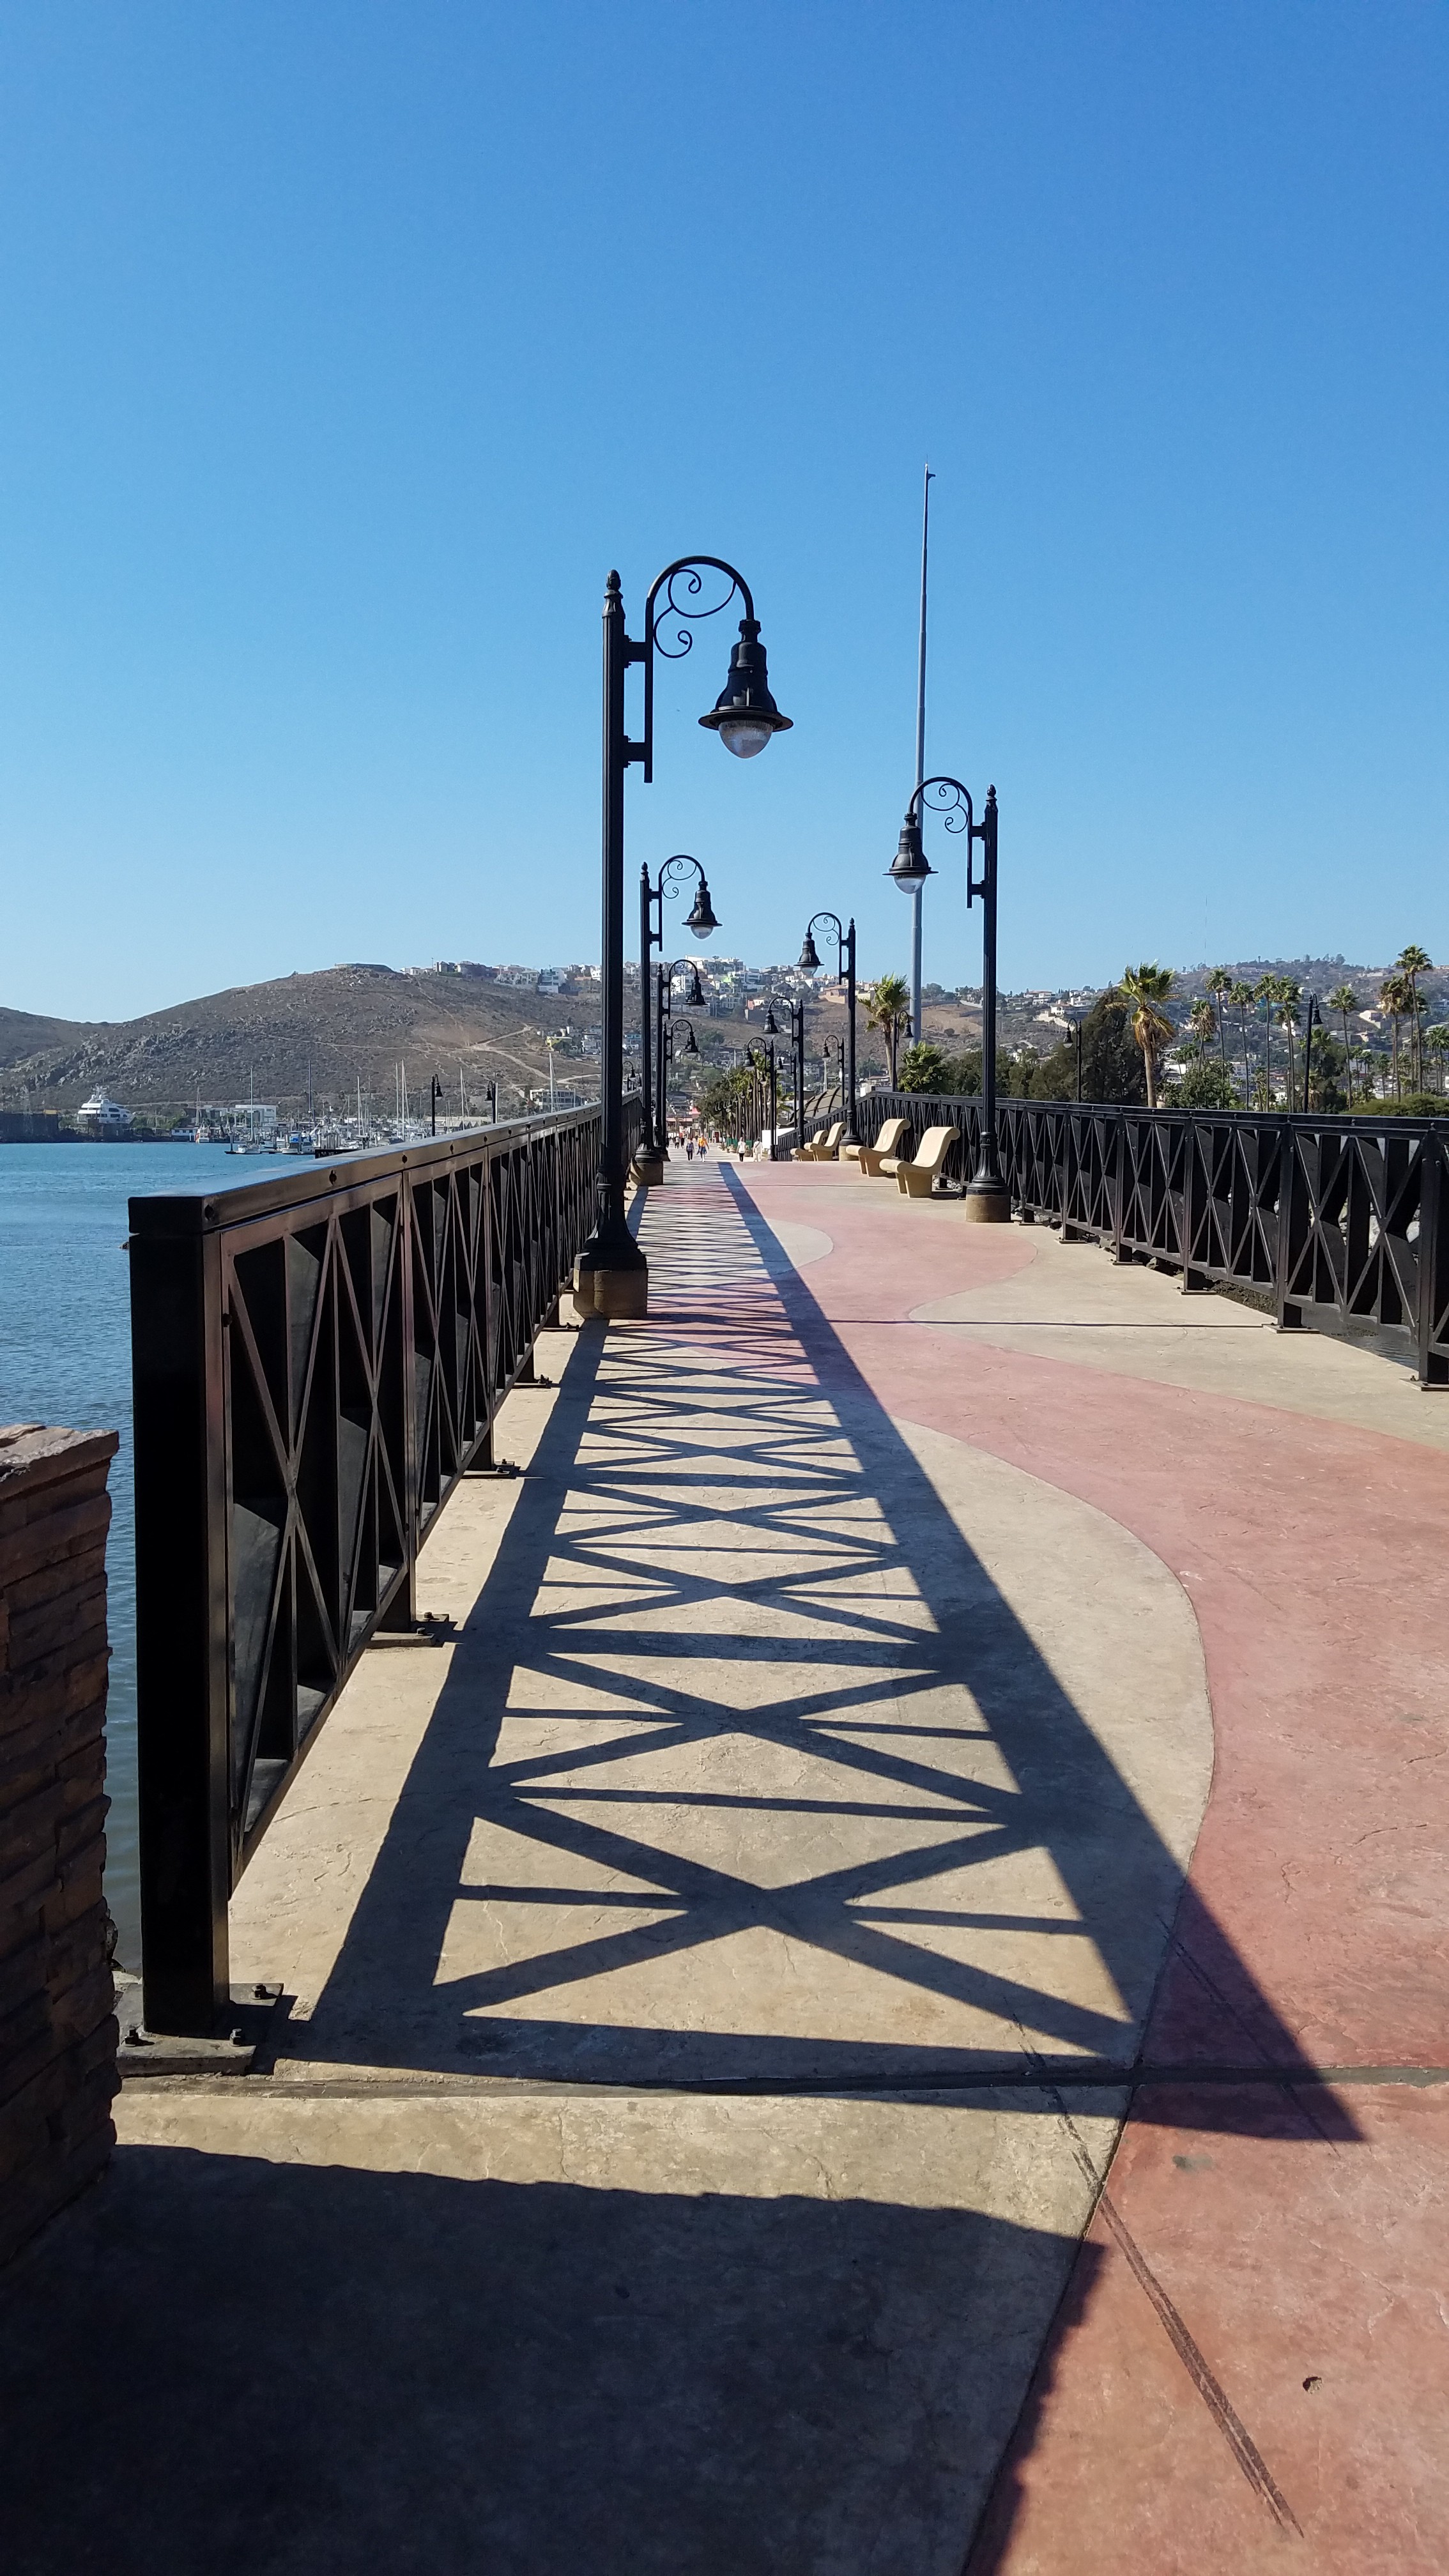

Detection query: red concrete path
(715, 1161), (1449, 2574)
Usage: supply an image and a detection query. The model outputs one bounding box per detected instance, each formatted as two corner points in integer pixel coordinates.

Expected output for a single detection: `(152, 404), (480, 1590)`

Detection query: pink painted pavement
(691, 1159), (1449, 2573)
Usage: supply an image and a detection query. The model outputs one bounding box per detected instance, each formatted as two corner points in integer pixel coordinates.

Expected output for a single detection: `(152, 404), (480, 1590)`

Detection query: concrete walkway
(2, 1158), (1445, 2572)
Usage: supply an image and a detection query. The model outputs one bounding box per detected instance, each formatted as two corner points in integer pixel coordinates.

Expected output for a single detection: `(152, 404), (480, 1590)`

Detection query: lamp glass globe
(717, 716), (774, 760)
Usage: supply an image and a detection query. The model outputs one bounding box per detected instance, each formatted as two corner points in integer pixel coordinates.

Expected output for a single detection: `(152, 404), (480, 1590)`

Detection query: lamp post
(778, 997), (805, 1152)
(888, 776), (1008, 1220)
(797, 915), (858, 1144)
(656, 958), (705, 1158)
(638, 855), (718, 1176)
(762, 1008), (786, 1160)
(661, 1015), (699, 1147)
(575, 558), (791, 1319)
(1301, 993), (1320, 1114)
(429, 1073), (443, 1135)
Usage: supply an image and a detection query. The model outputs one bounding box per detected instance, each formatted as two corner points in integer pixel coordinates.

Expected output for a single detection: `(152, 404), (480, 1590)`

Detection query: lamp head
(764, 1006), (779, 1036)
(797, 929), (821, 972)
(683, 875), (718, 940)
(686, 963), (705, 1007)
(699, 618), (793, 760)
(681, 1025), (698, 1057)
(888, 818), (933, 891)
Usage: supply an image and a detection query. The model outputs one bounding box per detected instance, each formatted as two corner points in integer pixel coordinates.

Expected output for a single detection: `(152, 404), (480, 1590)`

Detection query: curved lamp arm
(633, 556), (788, 783)
(643, 853), (718, 951)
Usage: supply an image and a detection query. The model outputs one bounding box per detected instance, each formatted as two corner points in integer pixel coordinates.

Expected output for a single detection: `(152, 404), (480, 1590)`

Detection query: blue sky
(2, 2), (1446, 1020)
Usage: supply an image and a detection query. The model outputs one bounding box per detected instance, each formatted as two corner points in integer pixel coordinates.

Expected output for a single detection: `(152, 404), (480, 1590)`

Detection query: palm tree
(864, 974), (911, 1087)
(1394, 945), (1434, 1091)
(1116, 963), (1176, 1110)
(1379, 972), (1410, 1100)
(1425, 1025), (1449, 1096)
(1229, 981), (1255, 1103)
(1326, 984), (1358, 1106)
(1188, 997), (1217, 1054)
(1253, 974), (1277, 1100)
(1275, 979), (1303, 1107)
(1206, 968), (1233, 1076)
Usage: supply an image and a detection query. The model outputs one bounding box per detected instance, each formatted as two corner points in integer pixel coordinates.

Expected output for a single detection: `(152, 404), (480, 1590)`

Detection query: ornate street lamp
(655, 958), (705, 1159)
(762, 1008), (785, 1160)
(637, 854), (717, 1175)
(576, 560), (791, 1318)
(797, 914), (858, 1144)
(887, 776), (1007, 1219)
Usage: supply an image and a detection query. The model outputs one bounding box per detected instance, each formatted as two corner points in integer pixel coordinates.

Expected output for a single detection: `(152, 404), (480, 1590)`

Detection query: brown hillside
(0, 967), (611, 1119)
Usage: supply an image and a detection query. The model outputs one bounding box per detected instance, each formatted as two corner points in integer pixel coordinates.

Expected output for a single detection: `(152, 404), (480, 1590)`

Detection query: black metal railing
(129, 1101), (639, 2032)
(849, 1093), (1449, 1388)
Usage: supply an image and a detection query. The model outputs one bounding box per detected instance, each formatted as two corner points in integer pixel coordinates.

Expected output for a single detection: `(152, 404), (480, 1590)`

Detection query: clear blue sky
(2, 2), (1446, 1021)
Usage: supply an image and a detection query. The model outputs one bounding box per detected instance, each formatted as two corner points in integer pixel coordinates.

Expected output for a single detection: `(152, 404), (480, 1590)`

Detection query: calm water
(0, 1142), (296, 1968)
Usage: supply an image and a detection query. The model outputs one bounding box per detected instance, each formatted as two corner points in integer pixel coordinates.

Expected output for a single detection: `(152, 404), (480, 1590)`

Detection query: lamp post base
(630, 1151), (666, 1185)
(963, 1178), (1011, 1223)
(572, 1248), (649, 1319)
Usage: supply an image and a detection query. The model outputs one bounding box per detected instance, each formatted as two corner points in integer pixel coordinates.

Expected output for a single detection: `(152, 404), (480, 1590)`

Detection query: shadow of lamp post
(888, 775), (1008, 1220)
(638, 856), (717, 1178)
(576, 560), (792, 1317)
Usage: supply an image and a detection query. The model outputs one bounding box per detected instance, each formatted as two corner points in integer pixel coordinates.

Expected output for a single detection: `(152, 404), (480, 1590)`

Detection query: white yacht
(77, 1089), (133, 1133)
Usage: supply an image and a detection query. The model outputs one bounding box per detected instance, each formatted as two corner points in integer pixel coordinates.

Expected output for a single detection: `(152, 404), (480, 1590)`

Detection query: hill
(0, 967), (611, 1121)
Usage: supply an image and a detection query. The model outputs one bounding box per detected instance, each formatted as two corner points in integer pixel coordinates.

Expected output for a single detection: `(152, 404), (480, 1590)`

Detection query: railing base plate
(116, 1978), (285, 2079)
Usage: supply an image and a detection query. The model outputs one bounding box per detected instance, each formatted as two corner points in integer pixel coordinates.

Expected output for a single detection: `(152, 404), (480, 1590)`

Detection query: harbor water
(0, 1142), (296, 1970)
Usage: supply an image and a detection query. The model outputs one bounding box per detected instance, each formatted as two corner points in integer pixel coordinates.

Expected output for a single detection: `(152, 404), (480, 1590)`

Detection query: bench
(858, 1117), (910, 1176)
(897, 1125), (961, 1197)
(795, 1121), (844, 1162)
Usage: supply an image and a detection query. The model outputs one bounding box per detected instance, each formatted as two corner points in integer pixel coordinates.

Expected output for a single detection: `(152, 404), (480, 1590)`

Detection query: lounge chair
(896, 1124), (961, 1196)
(857, 1117), (910, 1176)
(795, 1121), (844, 1162)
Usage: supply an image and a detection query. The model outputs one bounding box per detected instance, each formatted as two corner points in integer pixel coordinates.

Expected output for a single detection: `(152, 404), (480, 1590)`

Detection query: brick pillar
(0, 1424), (121, 2265)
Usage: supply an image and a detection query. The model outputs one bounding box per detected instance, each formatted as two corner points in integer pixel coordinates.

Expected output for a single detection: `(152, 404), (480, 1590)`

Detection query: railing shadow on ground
(299, 1166), (1358, 2146)
(0, 2139), (1107, 2576)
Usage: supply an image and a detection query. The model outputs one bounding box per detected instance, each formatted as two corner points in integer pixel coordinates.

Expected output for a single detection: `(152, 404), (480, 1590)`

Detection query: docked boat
(77, 1089), (133, 1134)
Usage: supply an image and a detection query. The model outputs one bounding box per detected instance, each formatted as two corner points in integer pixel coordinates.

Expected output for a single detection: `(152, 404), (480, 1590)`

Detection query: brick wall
(0, 1423), (121, 2265)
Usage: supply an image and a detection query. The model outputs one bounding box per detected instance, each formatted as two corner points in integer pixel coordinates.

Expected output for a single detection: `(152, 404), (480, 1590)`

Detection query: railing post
(1418, 1129), (1449, 1387)
(132, 1217), (231, 2036)
(1276, 1117), (1308, 1330)
(378, 1165), (418, 1630)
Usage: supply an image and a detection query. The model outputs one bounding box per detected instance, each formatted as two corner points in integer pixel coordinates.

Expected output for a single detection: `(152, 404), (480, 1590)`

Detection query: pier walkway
(4, 1156), (1448, 2572)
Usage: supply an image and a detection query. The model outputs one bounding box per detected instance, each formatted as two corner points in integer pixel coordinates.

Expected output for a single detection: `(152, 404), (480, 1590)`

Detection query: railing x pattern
(130, 1102), (638, 2032)
(844, 1092), (1449, 1388)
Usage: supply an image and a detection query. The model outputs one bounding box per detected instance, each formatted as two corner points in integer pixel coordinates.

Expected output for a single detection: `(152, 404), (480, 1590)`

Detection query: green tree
(1175, 1054), (1238, 1109)
(898, 1041), (949, 1094)
(1188, 997), (1218, 1053)
(1326, 984), (1358, 1105)
(864, 973), (912, 1087)
(1115, 963), (1177, 1110)
(1028, 994), (1146, 1103)
(1424, 1024), (1449, 1096)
